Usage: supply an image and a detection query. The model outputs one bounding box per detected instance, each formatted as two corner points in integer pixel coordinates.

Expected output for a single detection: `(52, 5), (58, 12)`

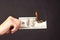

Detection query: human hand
(0, 16), (21, 35)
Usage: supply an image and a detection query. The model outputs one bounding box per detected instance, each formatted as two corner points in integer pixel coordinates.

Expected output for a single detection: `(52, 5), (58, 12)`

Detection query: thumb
(10, 25), (19, 34)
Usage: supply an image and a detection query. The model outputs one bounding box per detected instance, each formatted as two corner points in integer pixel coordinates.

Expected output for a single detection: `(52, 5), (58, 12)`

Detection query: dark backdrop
(0, 0), (60, 40)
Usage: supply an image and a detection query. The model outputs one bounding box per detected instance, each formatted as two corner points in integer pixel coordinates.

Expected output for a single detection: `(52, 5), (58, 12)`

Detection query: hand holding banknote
(0, 16), (21, 35)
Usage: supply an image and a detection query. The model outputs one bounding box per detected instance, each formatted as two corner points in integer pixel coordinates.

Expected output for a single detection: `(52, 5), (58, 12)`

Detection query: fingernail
(11, 31), (14, 34)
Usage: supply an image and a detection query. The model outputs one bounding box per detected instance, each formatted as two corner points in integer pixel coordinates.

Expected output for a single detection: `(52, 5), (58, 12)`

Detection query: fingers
(8, 16), (21, 34)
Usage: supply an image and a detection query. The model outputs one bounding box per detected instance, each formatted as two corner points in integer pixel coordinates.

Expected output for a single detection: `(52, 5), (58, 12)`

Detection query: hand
(0, 16), (21, 35)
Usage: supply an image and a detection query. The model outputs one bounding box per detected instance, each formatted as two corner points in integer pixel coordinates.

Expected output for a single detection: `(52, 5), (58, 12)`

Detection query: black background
(0, 0), (60, 40)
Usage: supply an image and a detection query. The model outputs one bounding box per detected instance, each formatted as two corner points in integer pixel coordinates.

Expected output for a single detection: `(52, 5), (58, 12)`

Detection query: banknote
(18, 17), (47, 29)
